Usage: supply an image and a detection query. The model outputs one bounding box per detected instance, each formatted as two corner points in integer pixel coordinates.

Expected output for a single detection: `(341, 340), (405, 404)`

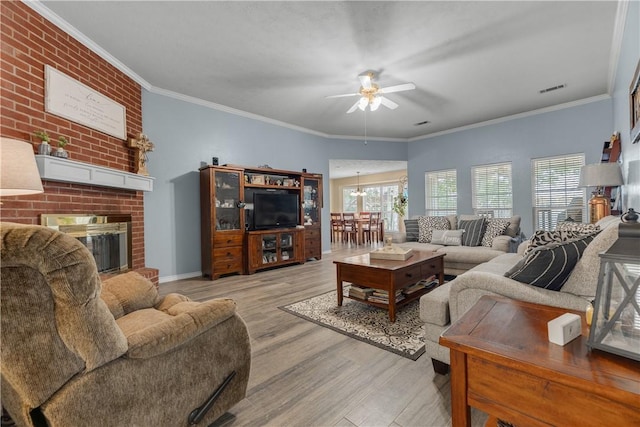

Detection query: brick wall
(1, 1), (152, 276)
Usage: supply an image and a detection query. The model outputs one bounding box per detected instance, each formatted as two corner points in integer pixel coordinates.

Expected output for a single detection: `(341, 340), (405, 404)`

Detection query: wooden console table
(440, 296), (640, 427)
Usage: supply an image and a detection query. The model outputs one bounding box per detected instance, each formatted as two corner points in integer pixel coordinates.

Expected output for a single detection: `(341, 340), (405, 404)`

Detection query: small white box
(547, 313), (582, 346)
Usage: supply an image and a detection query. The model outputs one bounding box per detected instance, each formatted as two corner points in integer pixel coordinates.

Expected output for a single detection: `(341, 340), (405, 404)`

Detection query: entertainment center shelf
(200, 164), (322, 280)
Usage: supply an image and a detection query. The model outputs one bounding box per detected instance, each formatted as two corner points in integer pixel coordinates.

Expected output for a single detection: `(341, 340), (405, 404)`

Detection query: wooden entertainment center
(200, 164), (322, 280)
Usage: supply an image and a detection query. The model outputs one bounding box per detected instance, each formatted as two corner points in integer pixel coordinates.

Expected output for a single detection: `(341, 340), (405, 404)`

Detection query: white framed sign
(45, 65), (126, 140)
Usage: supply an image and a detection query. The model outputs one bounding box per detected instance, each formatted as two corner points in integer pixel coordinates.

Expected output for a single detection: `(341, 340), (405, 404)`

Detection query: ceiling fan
(326, 72), (416, 113)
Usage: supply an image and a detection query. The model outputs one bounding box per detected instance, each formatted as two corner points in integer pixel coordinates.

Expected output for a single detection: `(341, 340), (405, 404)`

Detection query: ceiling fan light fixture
(357, 97), (368, 111)
(370, 96), (382, 111)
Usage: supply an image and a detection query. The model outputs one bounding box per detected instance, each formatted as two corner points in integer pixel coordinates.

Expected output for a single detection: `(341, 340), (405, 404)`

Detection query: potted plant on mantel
(33, 130), (51, 155)
(54, 136), (70, 159)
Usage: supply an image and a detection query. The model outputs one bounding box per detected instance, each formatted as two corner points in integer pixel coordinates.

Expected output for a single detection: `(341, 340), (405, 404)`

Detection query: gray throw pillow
(457, 218), (486, 246)
(505, 233), (596, 291)
(404, 219), (419, 242)
(431, 229), (464, 246)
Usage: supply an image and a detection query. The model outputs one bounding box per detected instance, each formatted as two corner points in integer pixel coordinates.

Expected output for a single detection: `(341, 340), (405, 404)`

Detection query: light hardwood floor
(159, 242), (489, 427)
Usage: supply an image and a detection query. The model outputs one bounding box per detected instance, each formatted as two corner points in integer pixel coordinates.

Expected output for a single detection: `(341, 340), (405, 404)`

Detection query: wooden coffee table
(334, 250), (444, 322)
(440, 296), (640, 427)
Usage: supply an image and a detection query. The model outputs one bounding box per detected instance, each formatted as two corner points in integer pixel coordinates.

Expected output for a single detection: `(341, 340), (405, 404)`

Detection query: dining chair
(330, 213), (344, 243)
(341, 213), (358, 245)
(367, 212), (382, 243)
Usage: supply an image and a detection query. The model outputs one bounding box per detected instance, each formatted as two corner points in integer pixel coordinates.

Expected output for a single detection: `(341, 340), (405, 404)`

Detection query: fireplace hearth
(41, 214), (132, 273)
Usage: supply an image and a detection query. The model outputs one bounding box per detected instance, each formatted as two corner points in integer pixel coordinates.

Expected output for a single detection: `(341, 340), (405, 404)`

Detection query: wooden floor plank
(160, 242), (488, 427)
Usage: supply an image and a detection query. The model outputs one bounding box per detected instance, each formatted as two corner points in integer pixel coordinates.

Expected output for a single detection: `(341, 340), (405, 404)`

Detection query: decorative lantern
(587, 222), (640, 361)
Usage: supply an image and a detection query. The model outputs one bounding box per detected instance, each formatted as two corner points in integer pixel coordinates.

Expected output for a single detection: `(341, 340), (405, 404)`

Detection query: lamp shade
(579, 163), (624, 187)
(0, 137), (44, 196)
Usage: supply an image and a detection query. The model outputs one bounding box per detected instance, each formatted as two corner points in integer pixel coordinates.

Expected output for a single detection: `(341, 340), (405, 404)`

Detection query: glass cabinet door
(261, 234), (277, 264)
(303, 177), (320, 225)
(280, 232), (294, 260)
(214, 170), (242, 231)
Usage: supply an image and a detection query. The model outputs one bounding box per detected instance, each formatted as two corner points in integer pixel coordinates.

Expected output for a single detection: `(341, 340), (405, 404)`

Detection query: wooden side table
(440, 296), (640, 427)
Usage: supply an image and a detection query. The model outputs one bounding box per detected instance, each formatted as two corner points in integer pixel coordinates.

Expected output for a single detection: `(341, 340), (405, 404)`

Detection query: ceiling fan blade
(358, 73), (372, 89)
(379, 83), (416, 94)
(326, 92), (359, 99)
(346, 100), (361, 113)
(380, 97), (399, 110)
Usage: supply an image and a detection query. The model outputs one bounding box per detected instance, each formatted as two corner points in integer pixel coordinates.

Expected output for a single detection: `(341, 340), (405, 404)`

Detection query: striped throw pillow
(404, 219), (419, 242)
(505, 233), (596, 291)
(457, 218), (486, 246)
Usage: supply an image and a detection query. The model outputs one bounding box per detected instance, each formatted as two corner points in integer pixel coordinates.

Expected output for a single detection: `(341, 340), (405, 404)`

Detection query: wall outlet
(547, 313), (582, 346)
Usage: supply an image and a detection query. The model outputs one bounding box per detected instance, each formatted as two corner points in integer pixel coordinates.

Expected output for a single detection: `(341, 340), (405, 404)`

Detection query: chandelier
(350, 171), (367, 197)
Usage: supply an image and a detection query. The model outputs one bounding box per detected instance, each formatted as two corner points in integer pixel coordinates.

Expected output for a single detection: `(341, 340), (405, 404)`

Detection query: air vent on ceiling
(414, 120), (430, 126)
(539, 84), (566, 94)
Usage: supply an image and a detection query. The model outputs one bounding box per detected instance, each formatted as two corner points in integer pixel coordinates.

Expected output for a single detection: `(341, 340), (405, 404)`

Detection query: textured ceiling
(38, 1), (621, 143)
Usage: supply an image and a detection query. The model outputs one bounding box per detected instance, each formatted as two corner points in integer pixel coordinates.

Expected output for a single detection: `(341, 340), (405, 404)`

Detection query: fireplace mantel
(35, 155), (154, 192)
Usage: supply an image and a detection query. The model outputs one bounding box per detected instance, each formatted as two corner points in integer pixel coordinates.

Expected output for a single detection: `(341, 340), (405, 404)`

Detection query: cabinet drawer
(214, 233), (243, 247)
(421, 260), (442, 277)
(213, 247), (243, 273)
(394, 265), (422, 288)
(305, 228), (320, 239)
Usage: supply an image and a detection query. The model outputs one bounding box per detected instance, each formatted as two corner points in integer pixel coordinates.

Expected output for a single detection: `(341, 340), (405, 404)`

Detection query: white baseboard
(158, 271), (202, 284)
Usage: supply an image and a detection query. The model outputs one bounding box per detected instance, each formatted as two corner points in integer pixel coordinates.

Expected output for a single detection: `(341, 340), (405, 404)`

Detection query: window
(532, 154), (585, 231)
(471, 162), (512, 218)
(362, 184), (400, 232)
(342, 187), (357, 213)
(425, 169), (457, 216)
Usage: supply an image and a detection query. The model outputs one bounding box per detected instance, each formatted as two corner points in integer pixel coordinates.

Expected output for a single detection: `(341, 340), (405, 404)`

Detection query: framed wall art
(630, 59), (640, 144)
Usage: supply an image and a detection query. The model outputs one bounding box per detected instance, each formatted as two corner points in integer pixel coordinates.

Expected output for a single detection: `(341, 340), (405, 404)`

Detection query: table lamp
(1, 137), (44, 196)
(579, 163), (623, 223)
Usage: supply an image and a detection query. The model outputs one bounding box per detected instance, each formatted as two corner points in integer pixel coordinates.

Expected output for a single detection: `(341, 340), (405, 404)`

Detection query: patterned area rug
(279, 287), (425, 360)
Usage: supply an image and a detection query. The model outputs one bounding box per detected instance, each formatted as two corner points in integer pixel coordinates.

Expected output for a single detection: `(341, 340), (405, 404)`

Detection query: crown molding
(607, 0), (629, 94)
(22, 0), (151, 90)
(409, 94), (612, 142)
(147, 86), (330, 138)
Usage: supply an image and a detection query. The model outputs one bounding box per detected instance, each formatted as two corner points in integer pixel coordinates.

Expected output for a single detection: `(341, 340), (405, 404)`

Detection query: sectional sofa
(396, 214), (522, 275)
(419, 215), (621, 374)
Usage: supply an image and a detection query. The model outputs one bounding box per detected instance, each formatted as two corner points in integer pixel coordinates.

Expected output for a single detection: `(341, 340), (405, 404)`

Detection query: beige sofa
(397, 215), (522, 275)
(419, 215), (621, 374)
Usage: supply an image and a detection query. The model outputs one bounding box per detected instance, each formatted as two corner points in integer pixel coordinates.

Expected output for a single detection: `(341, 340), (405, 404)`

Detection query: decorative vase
(621, 208), (638, 223)
(53, 147), (68, 159)
(38, 141), (51, 155)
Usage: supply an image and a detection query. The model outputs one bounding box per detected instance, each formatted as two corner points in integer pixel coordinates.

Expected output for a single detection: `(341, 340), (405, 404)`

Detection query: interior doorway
(329, 159), (408, 233)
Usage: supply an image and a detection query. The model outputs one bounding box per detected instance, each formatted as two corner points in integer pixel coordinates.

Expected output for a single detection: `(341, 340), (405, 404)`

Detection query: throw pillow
(431, 229), (464, 246)
(555, 222), (600, 234)
(481, 219), (510, 247)
(404, 219), (419, 242)
(457, 218), (486, 246)
(417, 216), (451, 243)
(524, 229), (588, 256)
(505, 233), (597, 291)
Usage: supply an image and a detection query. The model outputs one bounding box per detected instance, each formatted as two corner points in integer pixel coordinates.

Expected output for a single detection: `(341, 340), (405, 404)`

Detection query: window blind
(425, 169), (457, 216)
(532, 154), (585, 230)
(471, 162), (513, 218)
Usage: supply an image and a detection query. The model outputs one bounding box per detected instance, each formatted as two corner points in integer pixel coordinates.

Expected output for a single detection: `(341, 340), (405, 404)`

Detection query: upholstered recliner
(1, 222), (251, 427)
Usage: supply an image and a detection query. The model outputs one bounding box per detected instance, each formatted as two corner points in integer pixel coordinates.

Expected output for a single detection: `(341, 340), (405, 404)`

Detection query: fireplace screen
(41, 214), (130, 273)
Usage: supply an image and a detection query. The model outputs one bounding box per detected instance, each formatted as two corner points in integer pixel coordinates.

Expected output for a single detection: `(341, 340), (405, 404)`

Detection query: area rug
(279, 287), (425, 360)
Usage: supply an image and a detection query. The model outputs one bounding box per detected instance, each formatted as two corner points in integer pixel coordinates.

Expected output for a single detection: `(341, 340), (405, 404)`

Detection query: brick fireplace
(1, 2), (157, 283)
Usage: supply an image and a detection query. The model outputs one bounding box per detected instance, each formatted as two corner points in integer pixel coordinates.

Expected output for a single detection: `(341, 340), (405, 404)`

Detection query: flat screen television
(252, 192), (299, 230)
